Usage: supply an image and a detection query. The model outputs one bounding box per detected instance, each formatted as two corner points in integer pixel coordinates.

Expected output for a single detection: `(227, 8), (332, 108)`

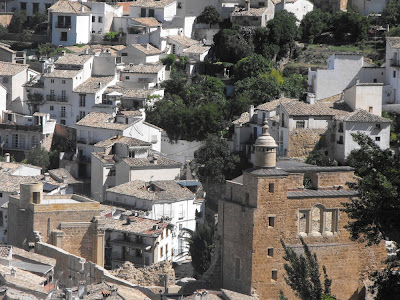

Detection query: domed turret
(254, 119), (277, 168)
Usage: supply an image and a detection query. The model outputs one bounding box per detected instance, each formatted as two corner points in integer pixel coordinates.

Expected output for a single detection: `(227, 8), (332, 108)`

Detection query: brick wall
(288, 129), (327, 158)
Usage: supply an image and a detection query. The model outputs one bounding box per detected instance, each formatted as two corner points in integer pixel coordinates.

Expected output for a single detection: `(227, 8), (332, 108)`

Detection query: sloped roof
(256, 97), (296, 111)
(282, 100), (349, 117)
(130, 43), (162, 55)
(48, 0), (90, 13)
(55, 54), (92, 66)
(387, 37), (400, 49)
(107, 180), (193, 202)
(184, 44), (210, 54)
(168, 35), (198, 47)
(94, 135), (151, 148)
(73, 76), (115, 94)
(121, 156), (181, 168)
(335, 109), (391, 123)
(0, 62), (28, 76)
(129, 0), (176, 8)
(123, 63), (164, 73)
(231, 7), (268, 17)
(76, 112), (133, 130)
(131, 17), (160, 27)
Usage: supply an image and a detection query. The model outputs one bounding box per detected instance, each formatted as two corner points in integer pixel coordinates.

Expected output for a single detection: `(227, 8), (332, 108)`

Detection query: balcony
(390, 59), (400, 67)
(110, 239), (151, 251)
(46, 95), (68, 103)
(55, 23), (71, 29)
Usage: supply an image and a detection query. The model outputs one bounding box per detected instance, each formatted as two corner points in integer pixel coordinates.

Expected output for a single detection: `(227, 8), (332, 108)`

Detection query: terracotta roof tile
(168, 35), (198, 47)
(256, 97), (296, 111)
(184, 44), (210, 54)
(76, 112), (134, 130)
(55, 53), (92, 66)
(73, 76), (115, 94)
(48, 0), (91, 13)
(123, 63), (164, 73)
(121, 156), (181, 168)
(94, 135), (151, 148)
(132, 17), (160, 27)
(43, 69), (81, 79)
(0, 62), (28, 76)
(129, 0), (176, 9)
(231, 7), (268, 17)
(335, 109), (392, 123)
(130, 43), (162, 55)
(105, 215), (169, 236)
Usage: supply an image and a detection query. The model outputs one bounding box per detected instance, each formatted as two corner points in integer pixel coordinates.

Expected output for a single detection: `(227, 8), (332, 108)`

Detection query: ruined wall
(111, 261), (175, 286)
(58, 225), (94, 260)
(288, 129), (327, 158)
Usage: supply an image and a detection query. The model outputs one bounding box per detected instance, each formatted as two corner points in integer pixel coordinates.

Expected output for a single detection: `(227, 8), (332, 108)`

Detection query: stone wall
(110, 261), (175, 287)
(288, 128), (327, 158)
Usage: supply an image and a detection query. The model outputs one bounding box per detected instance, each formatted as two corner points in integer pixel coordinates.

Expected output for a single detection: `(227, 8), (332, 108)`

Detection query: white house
(0, 43), (26, 64)
(119, 63), (166, 89)
(119, 43), (162, 65)
(167, 34), (198, 55)
(7, 0), (59, 18)
(129, 0), (177, 22)
(343, 82), (384, 116)
(105, 215), (173, 268)
(333, 110), (391, 162)
(48, 0), (92, 46)
(274, 0), (314, 23)
(76, 110), (162, 166)
(230, 5), (272, 27)
(86, 1), (123, 35)
(104, 85), (164, 109)
(308, 54), (386, 101)
(106, 180), (204, 260)
(0, 62), (30, 111)
(385, 37), (400, 104)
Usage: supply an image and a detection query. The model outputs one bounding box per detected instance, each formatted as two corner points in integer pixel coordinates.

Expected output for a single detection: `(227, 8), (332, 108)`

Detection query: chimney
(65, 288), (73, 300)
(245, 0), (250, 10)
(4, 153), (10, 163)
(146, 44), (150, 50)
(249, 105), (254, 119)
(152, 156), (158, 164)
(355, 77), (360, 84)
(306, 93), (315, 105)
(164, 274), (169, 293)
(62, 175), (67, 183)
(61, 50), (66, 56)
(80, 3), (84, 12)
(98, 82), (102, 88)
(44, 172), (50, 181)
(84, 48), (89, 55)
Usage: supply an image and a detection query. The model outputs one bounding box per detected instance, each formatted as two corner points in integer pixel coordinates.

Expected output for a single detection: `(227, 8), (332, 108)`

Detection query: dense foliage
(383, 0), (400, 26)
(8, 10), (27, 33)
(281, 237), (335, 300)
(197, 6), (221, 27)
(183, 222), (216, 275)
(25, 147), (59, 171)
(192, 135), (241, 183)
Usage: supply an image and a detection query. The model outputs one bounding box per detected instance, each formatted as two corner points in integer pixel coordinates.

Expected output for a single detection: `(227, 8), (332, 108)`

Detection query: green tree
(161, 53), (176, 67)
(343, 133), (400, 299)
(383, 0), (400, 26)
(31, 11), (47, 30)
(331, 10), (369, 42)
(213, 28), (254, 63)
(300, 9), (331, 43)
(104, 31), (120, 42)
(0, 24), (8, 39)
(305, 149), (337, 167)
(8, 10), (27, 33)
(183, 222), (216, 275)
(234, 54), (272, 81)
(281, 237), (335, 300)
(282, 73), (307, 100)
(267, 10), (299, 60)
(27, 147), (50, 171)
(197, 6), (221, 28)
(344, 133), (400, 246)
(193, 135), (240, 183)
(386, 26), (400, 37)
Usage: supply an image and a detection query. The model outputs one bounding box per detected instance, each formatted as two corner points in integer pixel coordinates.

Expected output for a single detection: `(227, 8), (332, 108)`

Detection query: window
(177, 2), (182, 8)
(369, 106), (373, 113)
(165, 244), (168, 256)
(338, 122), (343, 133)
(61, 106), (66, 118)
(0, 193), (3, 198)
(149, 9), (155, 17)
(92, 16), (95, 22)
(125, 76), (130, 80)
(50, 79), (54, 84)
(140, 8), (146, 17)
(271, 270), (278, 281)
(394, 70), (397, 78)
(375, 136), (381, 142)
(267, 248), (274, 257)
(33, 3), (39, 13)
(57, 16), (71, 28)
(61, 32), (68, 42)
(32, 192), (40, 204)
(109, 169), (116, 176)
(373, 78), (377, 83)
(269, 183), (274, 193)
(79, 111), (86, 120)
(62, 80), (66, 84)
(235, 257), (241, 280)
(60, 120), (66, 125)
(268, 216), (275, 227)
(31, 136), (39, 148)
(299, 206), (338, 236)
(295, 121), (305, 128)
(98, 16), (103, 23)
(61, 90), (66, 102)
(281, 113), (285, 127)
(79, 94), (86, 107)
(12, 134), (18, 148)
(20, 2), (26, 10)
(376, 124), (381, 129)
(3, 77), (8, 84)
(172, 44), (176, 54)
(337, 136), (343, 144)
(160, 246), (163, 257)
(121, 53), (128, 56)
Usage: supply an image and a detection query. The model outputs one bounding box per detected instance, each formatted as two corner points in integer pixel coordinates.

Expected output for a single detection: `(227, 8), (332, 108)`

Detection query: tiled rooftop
(0, 175), (43, 192)
(107, 180), (194, 202)
(105, 216), (169, 236)
(287, 189), (357, 199)
(131, 17), (160, 27)
(48, 168), (81, 184)
(184, 44), (210, 54)
(0, 62), (28, 76)
(130, 43), (162, 55)
(387, 37), (400, 49)
(121, 156), (181, 168)
(48, 0), (91, 13)
(232, 111), (251, 125)
(94, 135), (151, 148)
(76, 112), (134, 130)
(168, 35), (198, 47)
(0, 43), (15, 54)
(55, 53), (92, 66)
(256, 97), (296, 112)
(43, 69), (82, 79)
(335, 109), (392, 123)
(282, 100), (350, 117)
(231, 7), (268, 17)
(73, 76), (115, 94)
(0, 246), (11, 259)
(130, 0), (176, 8)
(105, 86), (156, 98)
(123, 63), (164, 73)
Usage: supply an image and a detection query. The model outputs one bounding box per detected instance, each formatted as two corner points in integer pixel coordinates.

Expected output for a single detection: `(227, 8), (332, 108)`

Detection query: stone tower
(254, 120), (277, 168)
